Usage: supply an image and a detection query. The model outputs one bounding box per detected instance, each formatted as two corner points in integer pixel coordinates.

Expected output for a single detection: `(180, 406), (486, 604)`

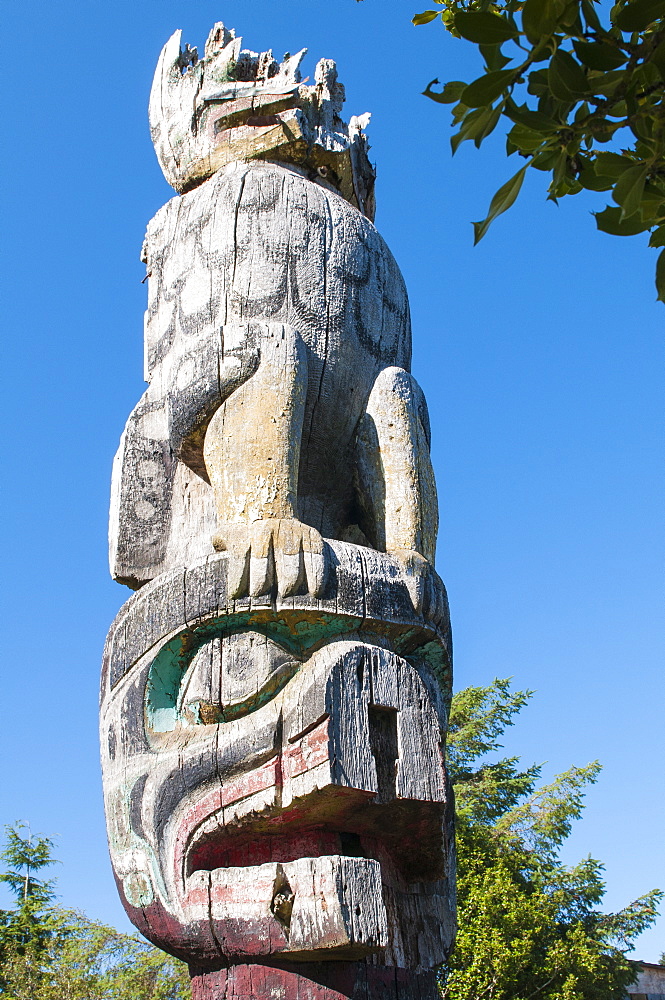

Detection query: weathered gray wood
(109, 160), (439, 597)
(149, 25), (375, 215)
(102, 18), (456, 999)
(101, 576), (454, 969)
(101, 545), (450, 696)
(188, 857), (387, 959)
(357, 367), (438, 564)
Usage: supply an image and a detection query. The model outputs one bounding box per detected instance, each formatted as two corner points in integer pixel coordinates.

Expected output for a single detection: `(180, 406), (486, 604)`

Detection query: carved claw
(390, 549), (448, 628)
(212, 519), (326, 600)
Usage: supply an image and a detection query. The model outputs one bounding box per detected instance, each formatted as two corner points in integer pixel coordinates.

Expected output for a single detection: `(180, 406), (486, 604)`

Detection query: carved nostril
(368, 705), (399, 803)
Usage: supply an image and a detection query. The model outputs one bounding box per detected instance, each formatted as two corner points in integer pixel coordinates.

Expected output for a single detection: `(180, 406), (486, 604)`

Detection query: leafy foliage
(441, 679), (662, 999)
(412, 0), (665, 299)
(0, 824), (189, 1000)
(1, 910), (190, 1000)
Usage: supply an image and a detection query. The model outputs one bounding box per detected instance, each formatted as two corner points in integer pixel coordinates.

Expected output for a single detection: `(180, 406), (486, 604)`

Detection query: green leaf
(473, 165), (529, 243)
(612, 162), (648, 218)
(587, 68), (625, 96)
(588, 119), (616, 143)
(452, 100), (470, 123)
(505, 103), (559, 132)
(575, 100), (591, 122)
(578, 160), (614, 190)
(527, 68), (550, 95)
(572, 39), (627, 70)
(629, 114), (654, 142)
(595, 151), (636, 177)
(656, 248), (665, 301)
(455, 11), (519, 44)
(412, 10), (440, 25)
(649, 224), (665, 247)
(594, 205), (650, 234)
(549, 147), (570, 195)
(522, 0), (567, 41)
(479, 43), (513, 71)
(451, 108), (486, 153)
(533, 148), (561, 169)
(614, 0), (665, 31)
(641, 181), (665, 206)
(461, 69), (515, 107)
(508, 123), (550, 151)
(650, 38), (665, 81)
(548, 50), (589, 100)
(422, 78), (467, 103)
(452, 105), (503, 152)
(560, 0), (584, 29)
(633, 60), (662, 89)
(581, 0), (603, 29)
(478, 105), (504, 146)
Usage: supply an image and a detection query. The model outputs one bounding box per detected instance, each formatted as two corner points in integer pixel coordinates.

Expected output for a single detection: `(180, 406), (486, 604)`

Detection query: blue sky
(1, 0), (663, 962)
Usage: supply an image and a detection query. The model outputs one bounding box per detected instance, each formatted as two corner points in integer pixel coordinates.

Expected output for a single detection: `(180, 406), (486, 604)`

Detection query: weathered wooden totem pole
(101, 22), (455, 1000)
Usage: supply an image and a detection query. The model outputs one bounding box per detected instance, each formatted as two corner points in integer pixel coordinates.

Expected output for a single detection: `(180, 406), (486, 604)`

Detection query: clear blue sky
(1, 0), (663, 962)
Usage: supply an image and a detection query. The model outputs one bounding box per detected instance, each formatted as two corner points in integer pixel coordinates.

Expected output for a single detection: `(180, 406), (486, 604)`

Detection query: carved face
(100, 546), (455, 970)
(148, 24), (375, 216)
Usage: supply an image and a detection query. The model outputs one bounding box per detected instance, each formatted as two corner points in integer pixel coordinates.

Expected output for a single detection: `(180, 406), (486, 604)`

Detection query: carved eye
(177, 631), (300, 725)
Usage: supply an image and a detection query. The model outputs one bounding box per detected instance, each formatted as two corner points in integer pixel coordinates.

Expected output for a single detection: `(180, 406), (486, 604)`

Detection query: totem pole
(101, 22), (455, 1000)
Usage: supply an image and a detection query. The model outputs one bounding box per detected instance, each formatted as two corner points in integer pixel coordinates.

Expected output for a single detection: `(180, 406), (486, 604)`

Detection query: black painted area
(368, 706), (398, 804)
(129, 774), (149, 842)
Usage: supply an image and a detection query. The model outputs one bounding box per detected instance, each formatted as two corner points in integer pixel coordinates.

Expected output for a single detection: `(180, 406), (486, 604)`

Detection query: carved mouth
(213, 111), (284, 135)
(180, 787), (446, 893)
(205, 91), (299, 142)
(188, 828), (366, 876)
(167, 644), (450, 902)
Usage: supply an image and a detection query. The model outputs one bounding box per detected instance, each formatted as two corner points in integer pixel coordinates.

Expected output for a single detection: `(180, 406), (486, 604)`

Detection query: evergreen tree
(442, 679), (662, 999)
(0, 823), (59, 976)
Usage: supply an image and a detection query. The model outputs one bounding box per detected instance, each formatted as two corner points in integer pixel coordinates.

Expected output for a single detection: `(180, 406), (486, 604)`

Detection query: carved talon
(390, 548), (446, 626)
(212, 519), (325, 599)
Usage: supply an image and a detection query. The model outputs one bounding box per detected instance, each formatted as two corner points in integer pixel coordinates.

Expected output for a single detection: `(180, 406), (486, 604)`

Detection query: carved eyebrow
(202, 83), (300, 103)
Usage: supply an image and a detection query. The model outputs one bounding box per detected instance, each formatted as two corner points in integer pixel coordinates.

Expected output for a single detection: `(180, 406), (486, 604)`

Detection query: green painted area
(145, 609), (449, 733)
(408, 639), (453, 708)
(210, 60), (236, 84)
(146, 637), (187, 733)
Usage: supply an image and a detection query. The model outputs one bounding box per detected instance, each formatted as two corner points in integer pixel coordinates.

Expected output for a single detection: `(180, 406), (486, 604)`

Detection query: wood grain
(109, 161), (439, 599)
(103, 20), (455, 996)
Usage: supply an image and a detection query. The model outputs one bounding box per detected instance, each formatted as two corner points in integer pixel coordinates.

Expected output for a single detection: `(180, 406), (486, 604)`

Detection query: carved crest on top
(149, 22), (376, 217)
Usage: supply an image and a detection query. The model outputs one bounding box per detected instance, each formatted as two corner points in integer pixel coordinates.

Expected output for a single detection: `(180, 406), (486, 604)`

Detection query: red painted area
(174, 785), (224, 883)
(190, 962), (439, 999)
(175, 721), (333, 883)
(221, 758), (281, 808)
(116, 878), (218, 966)
(190, 829), (344, 870)
(283, 719), (330, 778)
